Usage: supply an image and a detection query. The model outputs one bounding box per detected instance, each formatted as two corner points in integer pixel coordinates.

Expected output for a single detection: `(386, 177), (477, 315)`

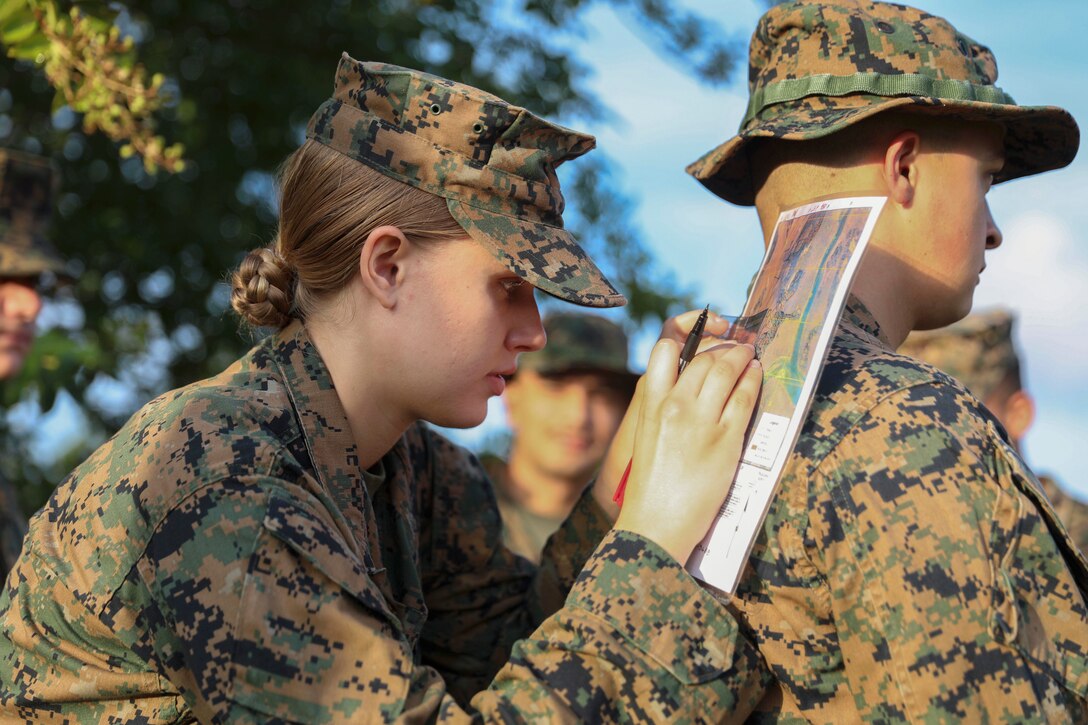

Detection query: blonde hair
(231, 140), (466, 328)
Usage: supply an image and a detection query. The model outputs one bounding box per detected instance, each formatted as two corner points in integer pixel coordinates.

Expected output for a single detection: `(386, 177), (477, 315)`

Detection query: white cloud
(971, 201), (1088, 487)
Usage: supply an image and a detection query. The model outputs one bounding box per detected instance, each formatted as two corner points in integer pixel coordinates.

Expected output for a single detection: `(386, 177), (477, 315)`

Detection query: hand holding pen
(600, 308), (762, 564)
(612, 305), (709, 506)
(592, 306), (743, 518)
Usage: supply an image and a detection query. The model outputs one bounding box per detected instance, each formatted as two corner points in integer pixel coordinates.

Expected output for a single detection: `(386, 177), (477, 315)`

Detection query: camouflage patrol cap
(899, 308), (1019, 401)
(687, 0), (1080, 206)
(518, 312), (637, 382)
(306, 53), (625, 308)
(0, 148), (66, 278)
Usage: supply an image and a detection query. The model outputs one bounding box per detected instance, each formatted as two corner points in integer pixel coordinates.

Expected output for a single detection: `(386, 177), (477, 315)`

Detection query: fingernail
(748, 359), (761, 369)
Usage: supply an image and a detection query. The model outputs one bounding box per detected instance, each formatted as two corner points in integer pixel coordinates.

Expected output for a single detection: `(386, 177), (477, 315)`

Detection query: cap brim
(0, 239), (67, 279)
(448, 200), (627, 308)
(687, 96), (1080, 206)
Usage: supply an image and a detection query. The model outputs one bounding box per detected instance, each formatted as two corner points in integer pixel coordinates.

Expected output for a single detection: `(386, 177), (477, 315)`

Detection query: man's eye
(501, 278), (527, 293)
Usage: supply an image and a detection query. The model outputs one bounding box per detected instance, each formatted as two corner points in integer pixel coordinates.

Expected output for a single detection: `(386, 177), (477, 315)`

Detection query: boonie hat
(0, 148), (66, 278)
(307, 54), (624, 308)
(899, 308), (1019, 400)
(519, 312), (638, 383)
(687, 0), (1080, 206)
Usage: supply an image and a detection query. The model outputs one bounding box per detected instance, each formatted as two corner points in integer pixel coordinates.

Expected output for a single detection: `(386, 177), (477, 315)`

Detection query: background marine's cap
(518, 312), (638, 382)
(687, 0), (1080, 206)
(307, 54), (625, 308)
(0, 148), (66, 278)
(899, 308), (1019, 401)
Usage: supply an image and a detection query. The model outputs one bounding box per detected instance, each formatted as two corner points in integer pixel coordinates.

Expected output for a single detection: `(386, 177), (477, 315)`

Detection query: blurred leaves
(1, 0), (743, 512)
(565, 156), (694, 330)
(2, 0), (183, 172)
(1, 327), (104, 410)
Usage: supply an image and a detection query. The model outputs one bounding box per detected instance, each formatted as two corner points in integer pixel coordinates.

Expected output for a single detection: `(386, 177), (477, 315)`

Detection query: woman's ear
(358, 225), (410, 309)
(883, 130), (921, 207)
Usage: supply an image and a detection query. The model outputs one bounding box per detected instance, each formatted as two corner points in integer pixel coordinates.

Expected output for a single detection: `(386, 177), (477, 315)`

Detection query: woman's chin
(425, 404), (488, 430)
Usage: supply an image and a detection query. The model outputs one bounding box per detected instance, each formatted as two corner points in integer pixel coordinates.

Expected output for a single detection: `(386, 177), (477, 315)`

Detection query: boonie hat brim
(687, 1), (1080, 207)
(688, 93), (1079, 207)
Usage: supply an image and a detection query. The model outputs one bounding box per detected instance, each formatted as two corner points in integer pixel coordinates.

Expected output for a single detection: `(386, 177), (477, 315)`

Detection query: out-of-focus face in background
(0, 149), (64, 382)
(0, 278), (42, 380)
(504, 368), (630, 484)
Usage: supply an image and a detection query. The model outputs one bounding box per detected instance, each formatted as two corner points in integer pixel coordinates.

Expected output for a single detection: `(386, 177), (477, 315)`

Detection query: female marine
(0, 56), (767, 722)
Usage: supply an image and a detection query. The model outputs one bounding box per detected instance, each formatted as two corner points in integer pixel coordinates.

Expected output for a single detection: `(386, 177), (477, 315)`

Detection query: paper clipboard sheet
(687, 196), (887, 595)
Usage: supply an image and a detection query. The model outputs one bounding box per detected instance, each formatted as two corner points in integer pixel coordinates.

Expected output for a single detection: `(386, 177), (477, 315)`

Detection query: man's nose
(985, 202), (1003, 250)
(0, 281), (43, 322)
(558, 386), (594, 427)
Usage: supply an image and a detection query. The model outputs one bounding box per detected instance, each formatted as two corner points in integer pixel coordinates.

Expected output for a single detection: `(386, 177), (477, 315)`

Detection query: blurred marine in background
(485, 312), (637, 562)
(900, 309), (1088, 553)
(0, 148), (67, 583)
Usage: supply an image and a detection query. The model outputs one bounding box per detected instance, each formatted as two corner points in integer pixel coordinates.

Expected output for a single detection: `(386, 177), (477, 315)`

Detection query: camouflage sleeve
(418, 432), (611, 703)
(810, 382), (1088, 719)
(489, 530), (771, 722)
(1041, 477), (1088, 556)
(133, 477), (767, 722)
(536, 482), (613, 614)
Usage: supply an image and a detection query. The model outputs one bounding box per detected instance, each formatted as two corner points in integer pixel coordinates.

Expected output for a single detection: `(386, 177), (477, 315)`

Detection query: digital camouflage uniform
(485, 456), (565, 563)
(0, 322), (768, 722)
(488, 313), (638, 562)
(1040, 476), (1088, 556)
(0, 58), (773, 721)
(0, 149), (66, 585)
(687, 2), (1087, 720)
(901, 308), (1088, 554)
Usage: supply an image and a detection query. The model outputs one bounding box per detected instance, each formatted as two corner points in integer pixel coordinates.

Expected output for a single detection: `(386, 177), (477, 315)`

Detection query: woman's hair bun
(230, 245), (296, 329)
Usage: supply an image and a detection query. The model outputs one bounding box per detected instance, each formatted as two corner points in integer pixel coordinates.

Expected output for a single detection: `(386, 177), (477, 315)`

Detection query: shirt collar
(842, 294), (892, 349)
(263, 320), (370, 515)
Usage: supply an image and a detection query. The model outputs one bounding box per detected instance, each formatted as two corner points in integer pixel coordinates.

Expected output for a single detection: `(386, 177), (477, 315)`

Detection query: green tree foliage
(0, 0), (743, 510)
(1, 0), (183, 171)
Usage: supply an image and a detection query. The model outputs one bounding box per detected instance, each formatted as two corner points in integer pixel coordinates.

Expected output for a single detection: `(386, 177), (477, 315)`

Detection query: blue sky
(447, 0), (1088, 498)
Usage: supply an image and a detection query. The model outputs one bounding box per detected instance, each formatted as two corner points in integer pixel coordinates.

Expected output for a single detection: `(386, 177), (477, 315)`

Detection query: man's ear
(1002, 389), (1036, 442)
(358, 225), (411, 309)
(883, 130), (922, 207)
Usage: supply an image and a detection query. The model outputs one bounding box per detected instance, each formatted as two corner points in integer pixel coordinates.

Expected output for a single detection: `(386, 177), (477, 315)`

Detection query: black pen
(677, 304), (709, 376)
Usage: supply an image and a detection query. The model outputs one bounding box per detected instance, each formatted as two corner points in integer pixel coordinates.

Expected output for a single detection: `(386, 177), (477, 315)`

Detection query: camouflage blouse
(1040, 475), (1088, 558)
(0, 321), (769, 723)
(735, 299), (1088, 722)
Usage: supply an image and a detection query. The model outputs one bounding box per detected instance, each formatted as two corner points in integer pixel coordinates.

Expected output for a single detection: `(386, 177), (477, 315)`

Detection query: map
(687, 196), (886, 595)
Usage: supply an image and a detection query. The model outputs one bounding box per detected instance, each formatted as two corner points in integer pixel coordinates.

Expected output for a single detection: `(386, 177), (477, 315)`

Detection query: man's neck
(847, 241), (918, 348)
(505, 451), (585, 519)
(846, 286), (911, 349)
